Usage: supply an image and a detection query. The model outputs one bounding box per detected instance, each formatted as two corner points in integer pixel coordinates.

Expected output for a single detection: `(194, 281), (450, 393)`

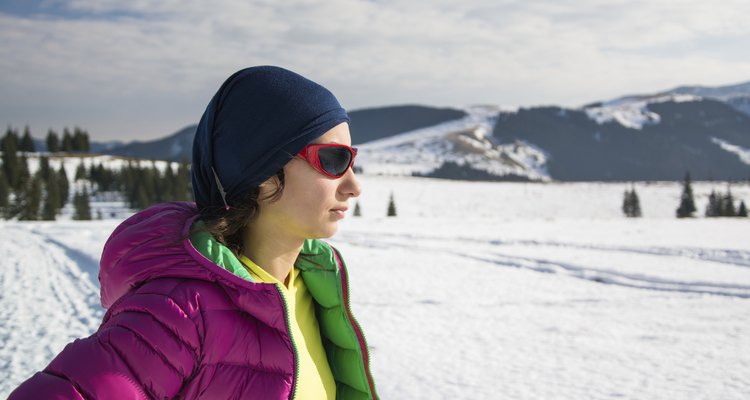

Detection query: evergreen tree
(630, 189), (642, 218)
(2, 126), (20, 154)
(720, 186), (736, 217)
(134, 182), (150, 210)
(75, 161), (87, 181)
(174, 159), (191, 201)
(17, 154), (30, 190)
(623, 187), (642, 218)
(18, 175), (42, 220)
(353, 200), (361, 217)
(46, 129), (60, 153)
(163, 163), (176, 200)
(0, 172), (9, 218)
(57, 164), (70, 210)
(38, 156), (51, 180)
(1, 129), (21, 188)
(705, 190), (720, 217)
(73, 127), (88, 152)
(676, 172), (697, 218)
(61, 127), (73, 152)
(622, 189), (632, 217)
(387, 192), (397, 217)
(20, 126), (35, 152)
(737, 200), (748, 218)
(73, 187), (92, 220)
(41, 170), (60, 220)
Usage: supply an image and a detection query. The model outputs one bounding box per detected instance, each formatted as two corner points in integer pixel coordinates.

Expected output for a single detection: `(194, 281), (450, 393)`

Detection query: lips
(330, 207), (348, 219)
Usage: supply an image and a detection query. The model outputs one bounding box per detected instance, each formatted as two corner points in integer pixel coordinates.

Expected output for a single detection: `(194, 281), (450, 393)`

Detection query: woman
(10, 66), (379, 399)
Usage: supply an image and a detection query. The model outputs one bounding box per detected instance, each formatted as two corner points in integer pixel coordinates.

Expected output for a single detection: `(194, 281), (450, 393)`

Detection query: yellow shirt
(238, 255), (336, 400)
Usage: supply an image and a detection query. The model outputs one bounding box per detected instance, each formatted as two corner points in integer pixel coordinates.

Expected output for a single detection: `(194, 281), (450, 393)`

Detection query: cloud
(1, 0), (749, 140)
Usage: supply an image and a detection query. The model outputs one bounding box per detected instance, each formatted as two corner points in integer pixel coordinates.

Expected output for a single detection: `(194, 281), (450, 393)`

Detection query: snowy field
(1, 176), (749, 399)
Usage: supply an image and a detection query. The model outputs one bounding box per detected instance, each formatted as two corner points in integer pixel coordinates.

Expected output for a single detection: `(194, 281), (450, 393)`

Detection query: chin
(313, 224), (338, 239)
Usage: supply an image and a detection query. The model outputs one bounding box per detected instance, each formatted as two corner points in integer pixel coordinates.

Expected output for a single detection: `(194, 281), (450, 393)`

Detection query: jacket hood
(99, 202), (224, 308)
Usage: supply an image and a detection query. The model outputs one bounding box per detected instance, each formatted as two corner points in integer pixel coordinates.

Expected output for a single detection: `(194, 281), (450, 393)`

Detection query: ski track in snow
(0, 225), (104, 392)
(337, 231), (750, 298)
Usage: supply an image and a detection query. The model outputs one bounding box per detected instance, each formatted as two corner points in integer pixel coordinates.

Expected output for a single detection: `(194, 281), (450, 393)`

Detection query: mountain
(494, 97), (750, 181)
(97, 105), (467, 163)
(356, 105), (549, 181)
(91, 81), (750, 182)
(105, 125), (195, 162)
(668, 81), (750, 118)
(348, 105), (467, 144)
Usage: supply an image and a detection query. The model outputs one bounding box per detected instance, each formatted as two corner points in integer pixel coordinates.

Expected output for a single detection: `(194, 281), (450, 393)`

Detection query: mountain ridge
(88, 80), (750, 182)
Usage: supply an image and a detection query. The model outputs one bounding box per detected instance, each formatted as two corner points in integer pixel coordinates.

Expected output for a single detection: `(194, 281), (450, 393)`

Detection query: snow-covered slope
(356, 105), (550, 181)
(585, 80), (750, 129)
(2, 178), (749, 399)
(584, 94), (701, 130)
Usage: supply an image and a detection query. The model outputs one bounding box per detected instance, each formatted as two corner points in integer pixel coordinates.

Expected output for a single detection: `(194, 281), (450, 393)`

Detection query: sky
(1, 0), (750, 141)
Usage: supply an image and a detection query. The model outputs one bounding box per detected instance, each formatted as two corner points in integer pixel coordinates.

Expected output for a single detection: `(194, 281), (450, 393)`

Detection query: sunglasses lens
(318, 146), (352, 176)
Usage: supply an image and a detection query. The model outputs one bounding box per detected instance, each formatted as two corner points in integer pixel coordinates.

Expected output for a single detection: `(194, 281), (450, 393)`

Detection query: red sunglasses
(297, 143), (358, 178)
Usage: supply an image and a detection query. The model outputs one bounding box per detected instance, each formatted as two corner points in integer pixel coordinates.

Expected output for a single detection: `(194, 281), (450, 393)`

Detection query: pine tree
(2, 129), (21, 188)
(387, 192), (397, 217)
(20, 125), (35, 152)
(38, 156), (51, 180)
(705, 190), (720, 217)
(163, 163), (176, 200)
(676, 172), (697, 218)
(630, 189), (642, 218)
(62, 127), (73, 153)
(175, 159), (191, 201)
(623, 187), (642, 218)
(18, 175), (42, 220)
(1, 126), (19, 153)
(41, 170), (60, 220)
(737, 201), (748, 217)
(73, 187), (92, 220)
(353, 200), (361, 217)
(721, 186), (736, 217)
(46, 129), (59, 153)
(82, 129), (90, 153)
(75, 161), (87, 181)
(0, 172), (9, 218)
(57, 164), (70, 209)
(622, 189), (632, 217)
(17, 154), (30, 189)
(73, 127), (87, 152)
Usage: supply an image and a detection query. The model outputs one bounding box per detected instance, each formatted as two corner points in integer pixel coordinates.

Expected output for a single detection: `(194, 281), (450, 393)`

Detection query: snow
(2, 176), (749, 399)
(23, 153), (181, 180)
(711, 137), (750, 165)
(356, 106), (551, 181)
(585, 94), (702, 130)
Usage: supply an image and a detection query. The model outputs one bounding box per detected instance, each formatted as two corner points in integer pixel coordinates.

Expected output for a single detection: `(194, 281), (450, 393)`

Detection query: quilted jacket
(9, 202), (378, 399)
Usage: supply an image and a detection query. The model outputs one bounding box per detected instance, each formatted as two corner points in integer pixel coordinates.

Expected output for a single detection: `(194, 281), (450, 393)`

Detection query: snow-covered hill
(2, 177), (749, 399)
(356, 105), (550, 181)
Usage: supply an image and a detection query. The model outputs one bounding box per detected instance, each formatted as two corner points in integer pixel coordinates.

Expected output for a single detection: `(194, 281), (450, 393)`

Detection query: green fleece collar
(189, 220), (339, 281)
(189, 221), (255, 281)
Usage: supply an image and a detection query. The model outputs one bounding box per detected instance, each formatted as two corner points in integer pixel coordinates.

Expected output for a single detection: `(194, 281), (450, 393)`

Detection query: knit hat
(191, 66), (350, 210)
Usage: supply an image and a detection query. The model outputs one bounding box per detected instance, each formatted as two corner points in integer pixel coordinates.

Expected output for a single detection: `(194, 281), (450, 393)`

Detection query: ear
(257, 170), (285, 203)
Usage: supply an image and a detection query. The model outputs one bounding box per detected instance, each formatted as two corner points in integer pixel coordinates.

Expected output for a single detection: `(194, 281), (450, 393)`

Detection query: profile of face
(256, 122), (362, 241)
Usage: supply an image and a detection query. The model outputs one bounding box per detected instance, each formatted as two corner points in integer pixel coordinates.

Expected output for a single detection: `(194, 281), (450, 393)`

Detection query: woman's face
(256, 122), (361, 241)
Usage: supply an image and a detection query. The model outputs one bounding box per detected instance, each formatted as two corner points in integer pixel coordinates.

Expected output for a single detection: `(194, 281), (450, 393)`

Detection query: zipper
(332, 247), (379, 399)
(276, 284), (300, 400)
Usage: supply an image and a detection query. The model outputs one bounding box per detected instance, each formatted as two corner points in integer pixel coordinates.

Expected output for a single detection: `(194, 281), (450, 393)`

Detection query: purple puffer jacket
(9, 202), (377, 399)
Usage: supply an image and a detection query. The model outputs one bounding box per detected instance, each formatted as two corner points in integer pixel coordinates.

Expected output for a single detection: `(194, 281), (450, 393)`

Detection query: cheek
(280, 176), (332, 216)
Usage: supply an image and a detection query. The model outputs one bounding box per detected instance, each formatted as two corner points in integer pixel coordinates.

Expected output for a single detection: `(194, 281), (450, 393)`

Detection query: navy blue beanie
(192, 66), (350, 210)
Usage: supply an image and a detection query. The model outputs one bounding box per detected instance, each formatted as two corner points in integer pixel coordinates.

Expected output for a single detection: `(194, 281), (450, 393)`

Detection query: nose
(338, 167), (362, 198)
